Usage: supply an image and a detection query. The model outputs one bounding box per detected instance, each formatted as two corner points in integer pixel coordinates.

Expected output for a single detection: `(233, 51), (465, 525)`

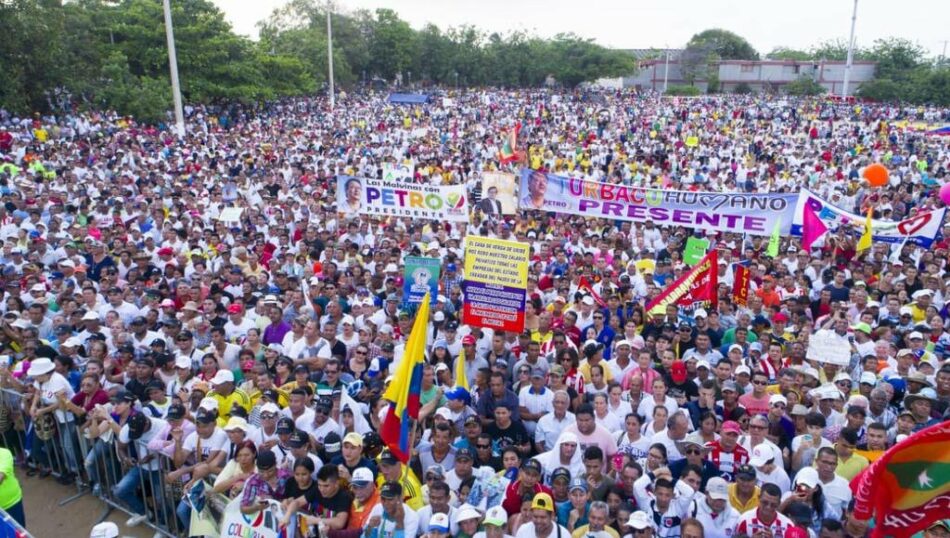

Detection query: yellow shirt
(836, 454), (870, 481)
(854, 448), (884, 463)
(210, 388), (252, 427)
(574, 526), (620, 538)
(728, 483), (760, 513)
(578, 359), (615, 384)
(376, 465), (424, 511)
(248, 388), (289, 409)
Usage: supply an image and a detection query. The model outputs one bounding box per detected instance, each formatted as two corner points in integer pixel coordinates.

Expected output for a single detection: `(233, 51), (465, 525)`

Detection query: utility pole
(941, 40), (948, 66)
(162, 0), (184, 136)
(842, 0), (858, 97)
(663, 49), (671, 93)
(326, 6), (335, 109)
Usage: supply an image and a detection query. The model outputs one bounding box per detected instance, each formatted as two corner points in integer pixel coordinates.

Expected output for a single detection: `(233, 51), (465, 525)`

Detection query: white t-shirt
(514, 521), (571, 538)
(364, 503), (419, 538)
(182, 428), (228, 463)
(35, 372), (75, 423)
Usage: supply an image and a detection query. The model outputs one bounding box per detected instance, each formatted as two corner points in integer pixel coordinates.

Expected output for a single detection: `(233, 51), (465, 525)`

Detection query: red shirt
(71, 389), (109, 413)
(501, 479), (552, 517)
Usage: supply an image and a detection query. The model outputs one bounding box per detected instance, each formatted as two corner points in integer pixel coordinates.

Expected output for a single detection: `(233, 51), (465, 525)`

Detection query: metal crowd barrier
(0, 388), (181, 537)
(0, 505), (33, 538)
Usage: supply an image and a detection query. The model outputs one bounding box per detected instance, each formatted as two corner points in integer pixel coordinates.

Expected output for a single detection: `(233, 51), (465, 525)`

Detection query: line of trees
(0, 0), (635, 122)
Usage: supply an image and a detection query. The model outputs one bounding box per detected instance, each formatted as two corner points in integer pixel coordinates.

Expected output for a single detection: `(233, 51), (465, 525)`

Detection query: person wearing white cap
(473, 505), (512, 538)
(416, 479), (461, 537)
(625, 510), (655, 537)
(684, 476), (739, 538)
(89, 522), (119, 538)
(208, 369), (251, 427)
(749, 444), (791, 494)
(28, 356), (78, 477)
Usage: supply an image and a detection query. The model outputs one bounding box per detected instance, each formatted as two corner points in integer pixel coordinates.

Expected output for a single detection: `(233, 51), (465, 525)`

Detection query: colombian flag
(852, 421), (950, 538)
(498, 123), (521, 163)
(856, 207), (873, 254)
(380, 293), (430, 463)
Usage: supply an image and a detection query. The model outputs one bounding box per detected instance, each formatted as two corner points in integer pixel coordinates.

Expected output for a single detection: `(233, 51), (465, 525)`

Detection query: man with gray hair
(534, 389), (575, 453)
(867, 387), (896, 429)
(571, 501), (618, 538)
(650, 411), (689, 462)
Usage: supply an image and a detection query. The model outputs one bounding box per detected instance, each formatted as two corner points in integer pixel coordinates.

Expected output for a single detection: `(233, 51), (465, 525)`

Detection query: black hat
(136, 356), (156, 369)
(276, 417), (295, 434)
(195, 410), (217, 424)
(444, 321), (459, 331)
(550, 467), (571, 483)
(455, 447), (474, 461)
(260, 389), (280, 403)
(166, 404), (185, 420)
(322, 432), (342, 456)
(149, 338), (166, 347)
(735, 464), (756, 480)
(521, 458), (543, 475)
(315, 397), (332, 411)
(583, 341), (604, 358)
(288, 430), (309, 449)
(111, 389), (137, 404)
(256, 450), (277, 470)
(293, 364), (309, 375)
(127, 413), (149, 440)
(381, 342), (395, 352)
(130, 316), (146, 325)
(117, 344), (135, 355)
(379, 448), (399, 465)
(145, 379), (166, 394)
(379, 481), (403, 499)
(362, 431), (381, 451)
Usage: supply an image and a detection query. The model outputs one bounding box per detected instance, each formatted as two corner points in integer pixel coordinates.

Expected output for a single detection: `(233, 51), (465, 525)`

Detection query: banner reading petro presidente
(337, 175), (468, 221)
(461, 237), (530, 333)
(517, 169), (797, 236)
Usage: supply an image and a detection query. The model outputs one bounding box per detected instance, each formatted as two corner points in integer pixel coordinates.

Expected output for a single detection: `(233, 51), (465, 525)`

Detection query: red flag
(645, 250), (718, 317)
(852, 420), (950, 538)
(578, 276), (607, 308)
(732, 265), (750, 307)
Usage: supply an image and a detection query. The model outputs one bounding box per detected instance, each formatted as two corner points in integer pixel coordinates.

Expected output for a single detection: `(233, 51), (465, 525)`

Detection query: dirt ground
(16, 467), (155, 538)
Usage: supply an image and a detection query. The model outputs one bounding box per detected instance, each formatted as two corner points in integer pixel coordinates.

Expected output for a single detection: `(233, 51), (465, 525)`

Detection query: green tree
(686, 29), (759, 60)
(856, 78), (904, 102)
(810, 39), (861, 61)
(785, 76), (825, 96)
(866, 37), (926, 82)
(368, 8), (417, 81)
(767, 47), (812, 61)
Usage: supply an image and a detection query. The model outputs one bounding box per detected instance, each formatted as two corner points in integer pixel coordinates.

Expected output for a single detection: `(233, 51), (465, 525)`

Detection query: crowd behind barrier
(1, 89), (950, 538)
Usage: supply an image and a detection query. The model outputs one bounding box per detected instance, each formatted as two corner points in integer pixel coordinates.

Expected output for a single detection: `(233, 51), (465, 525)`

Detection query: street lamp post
(327, 7), (335, 109)
(162, 0), (184, 136)
(842, 0), (859, 97)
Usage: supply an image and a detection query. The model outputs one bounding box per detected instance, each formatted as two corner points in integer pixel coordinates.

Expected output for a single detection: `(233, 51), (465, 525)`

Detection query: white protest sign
(217, 207), (244, 223)
(806, 330), (852, 366)
(382, 162), (414, 181)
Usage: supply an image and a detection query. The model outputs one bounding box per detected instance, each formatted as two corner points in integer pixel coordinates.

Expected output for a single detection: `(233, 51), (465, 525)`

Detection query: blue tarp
(387, 93), (429, 104)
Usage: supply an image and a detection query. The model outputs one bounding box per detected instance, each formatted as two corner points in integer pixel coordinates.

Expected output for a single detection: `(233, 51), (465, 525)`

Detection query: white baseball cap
(627, 511), (655, 530)
(429, 513), (451, 533)
(90, 522), (120, 538)
(260, 402), (280, 415)
(484, 505), (507, 527)
(198, 397), (219, 411)
(749, 445), (774, 468)
(705, 477), (729, 501)
(210, 370), (234, 385)
(174, 355), (192, 369)
(352, 467), (374, 487)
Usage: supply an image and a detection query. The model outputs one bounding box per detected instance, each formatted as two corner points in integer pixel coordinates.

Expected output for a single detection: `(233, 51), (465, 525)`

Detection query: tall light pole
(663, 49), (671, 93)
(162, 0), (184, 136)
(326, 6), (335, 109)
(841, 0), (859, 97)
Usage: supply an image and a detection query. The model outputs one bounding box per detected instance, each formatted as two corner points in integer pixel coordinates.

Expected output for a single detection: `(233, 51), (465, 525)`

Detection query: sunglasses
(685, 448), (702, 455)
(261, 413), (277, 419)
(476, 444), (492, 449)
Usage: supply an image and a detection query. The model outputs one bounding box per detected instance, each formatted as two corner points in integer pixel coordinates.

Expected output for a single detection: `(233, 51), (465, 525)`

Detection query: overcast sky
(210, 0), (948, 58)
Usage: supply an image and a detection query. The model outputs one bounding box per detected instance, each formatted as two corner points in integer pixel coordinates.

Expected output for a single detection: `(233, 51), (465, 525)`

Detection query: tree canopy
(0, 0), (635, 121)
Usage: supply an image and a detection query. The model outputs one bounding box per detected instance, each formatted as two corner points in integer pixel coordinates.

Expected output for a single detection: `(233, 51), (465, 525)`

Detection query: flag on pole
(380, 292), (430, 463)
(851, 421), (950, 538)
(801, 199), (828, 251)
(766, 219), (781, 257)
(454, 352), (469, 391)
(856, 207), (873, 253)
(645, 250), (718, 318)
(578, 276), (607, 308)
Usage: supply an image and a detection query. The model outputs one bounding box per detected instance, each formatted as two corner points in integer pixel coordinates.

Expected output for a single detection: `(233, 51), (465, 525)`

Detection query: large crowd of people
(0, 88), (949, 538)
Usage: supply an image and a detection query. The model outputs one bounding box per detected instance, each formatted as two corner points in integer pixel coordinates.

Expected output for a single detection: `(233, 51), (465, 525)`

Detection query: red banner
(645, 250), (718, 317)
(851, 421), (950, 538)
(732, 265), (750, 307)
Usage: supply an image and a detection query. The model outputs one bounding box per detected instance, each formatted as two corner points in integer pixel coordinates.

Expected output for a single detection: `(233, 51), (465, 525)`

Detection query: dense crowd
(0, 89), (949, 538)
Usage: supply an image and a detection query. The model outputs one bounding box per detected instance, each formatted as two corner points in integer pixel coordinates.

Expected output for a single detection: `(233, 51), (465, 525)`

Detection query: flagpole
(326, 3), (335, 110)
(162, 0), (185, 137)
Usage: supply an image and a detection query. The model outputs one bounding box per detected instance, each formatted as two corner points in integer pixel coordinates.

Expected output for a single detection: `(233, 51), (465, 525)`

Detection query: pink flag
(801, 199), (828, 251)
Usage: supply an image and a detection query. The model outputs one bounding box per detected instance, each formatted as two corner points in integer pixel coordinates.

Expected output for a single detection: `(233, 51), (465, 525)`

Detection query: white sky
(211, 0), (948, 58)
